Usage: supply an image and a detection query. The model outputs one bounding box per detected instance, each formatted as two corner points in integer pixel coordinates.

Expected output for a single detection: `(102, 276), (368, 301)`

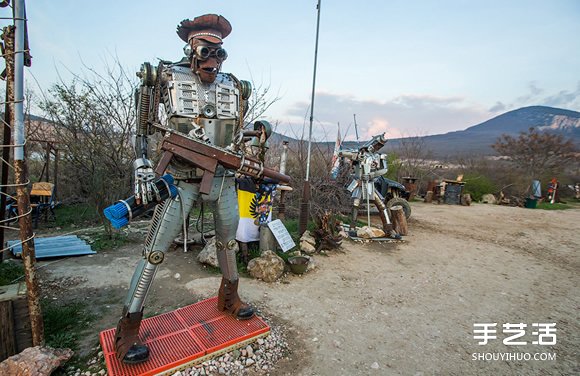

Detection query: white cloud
(279, 92), (490, 141)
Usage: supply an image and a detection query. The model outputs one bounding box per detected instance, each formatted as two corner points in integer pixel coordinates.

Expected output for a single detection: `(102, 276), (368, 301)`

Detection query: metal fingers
(214, 178), (239, 282)
(134, 158), (155, 205)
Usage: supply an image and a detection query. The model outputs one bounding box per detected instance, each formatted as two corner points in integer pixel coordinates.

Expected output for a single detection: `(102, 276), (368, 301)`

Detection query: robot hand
(133, 158), (156, 205)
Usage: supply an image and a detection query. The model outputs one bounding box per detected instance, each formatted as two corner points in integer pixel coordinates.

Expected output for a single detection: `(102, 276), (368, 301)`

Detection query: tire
(386, 197), (411, 220)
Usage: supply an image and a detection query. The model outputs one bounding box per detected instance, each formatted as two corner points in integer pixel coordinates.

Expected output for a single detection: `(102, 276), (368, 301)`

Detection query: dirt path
(38, 202), (579, 375)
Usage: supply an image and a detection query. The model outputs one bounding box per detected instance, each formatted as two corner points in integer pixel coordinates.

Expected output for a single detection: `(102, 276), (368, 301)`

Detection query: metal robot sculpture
(340, 134), (401, 239)
(114, 14), (259, 364)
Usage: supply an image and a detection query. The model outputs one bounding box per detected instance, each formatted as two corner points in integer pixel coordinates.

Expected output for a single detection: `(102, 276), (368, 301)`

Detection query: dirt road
(39, 202), (579, 375)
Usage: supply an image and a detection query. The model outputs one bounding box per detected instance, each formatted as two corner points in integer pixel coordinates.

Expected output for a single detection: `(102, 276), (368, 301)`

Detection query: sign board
(267, 219), (296, 252)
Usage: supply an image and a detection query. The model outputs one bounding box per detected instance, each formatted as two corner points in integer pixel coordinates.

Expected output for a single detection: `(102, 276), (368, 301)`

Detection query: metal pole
(277, 141), (289, 220)
(12, 0), (44, 345)
(299, 0), (322, 234)
(0, 75), (13, 263)
(353, 114), (360, 146)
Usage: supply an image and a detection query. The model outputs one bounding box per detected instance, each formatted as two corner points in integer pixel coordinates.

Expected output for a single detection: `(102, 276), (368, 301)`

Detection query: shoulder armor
(137, 62), (156, 87)
(227, 73), (252, 100)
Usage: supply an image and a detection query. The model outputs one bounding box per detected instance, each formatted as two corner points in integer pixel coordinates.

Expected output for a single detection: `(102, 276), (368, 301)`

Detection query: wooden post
(461, 193), (472, 206)
(53, 148), (59, 200)
(391, 205), (408, 236)
(0, 300), (16, 361)
(45, 142), (50, 183)
(424, 191), (433, 203)
(0, 283), (33, 360)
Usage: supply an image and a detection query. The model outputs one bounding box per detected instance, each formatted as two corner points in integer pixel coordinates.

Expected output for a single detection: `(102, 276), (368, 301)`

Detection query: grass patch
(55, 203), (100, 228)
(536, 202), (575, 210)
(87, 232), (129, 252)
(0, 261), (24, 286)
(43, 300), (97, 350)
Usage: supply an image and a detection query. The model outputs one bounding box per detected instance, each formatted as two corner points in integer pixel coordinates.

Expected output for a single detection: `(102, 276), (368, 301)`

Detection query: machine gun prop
(154, 129), (291, 195)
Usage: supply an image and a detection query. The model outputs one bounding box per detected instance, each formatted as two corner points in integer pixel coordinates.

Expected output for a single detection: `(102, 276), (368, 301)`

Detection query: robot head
(177, 14), (232, 83)
(361, 133), (387, 153)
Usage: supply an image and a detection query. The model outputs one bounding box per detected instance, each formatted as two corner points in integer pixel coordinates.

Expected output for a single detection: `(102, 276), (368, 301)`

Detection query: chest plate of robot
(162, 65), (239, 120)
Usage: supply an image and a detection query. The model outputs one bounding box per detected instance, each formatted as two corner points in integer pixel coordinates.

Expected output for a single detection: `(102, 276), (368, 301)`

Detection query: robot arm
(368, 154), (388, 179)
(133, 62), (158, 205)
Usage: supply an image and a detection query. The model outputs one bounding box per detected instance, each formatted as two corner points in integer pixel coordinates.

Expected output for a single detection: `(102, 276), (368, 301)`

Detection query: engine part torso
(156, 63), (243, 179)
(161, 64), (240, 148)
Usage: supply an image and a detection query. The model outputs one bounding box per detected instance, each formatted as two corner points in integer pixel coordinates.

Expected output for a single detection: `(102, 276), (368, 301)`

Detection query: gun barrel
(158, 131), (291, 185)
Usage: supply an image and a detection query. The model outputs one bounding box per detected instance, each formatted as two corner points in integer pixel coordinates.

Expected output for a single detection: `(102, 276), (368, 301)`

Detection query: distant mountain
(382, 106), (580, 157)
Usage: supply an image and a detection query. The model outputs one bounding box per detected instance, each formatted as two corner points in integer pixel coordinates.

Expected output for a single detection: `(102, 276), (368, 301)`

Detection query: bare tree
(243, 79), (281, 126)
(492, 128), (578, 180)
(39, 58), (136, 231)
(395, 137), (434, 178)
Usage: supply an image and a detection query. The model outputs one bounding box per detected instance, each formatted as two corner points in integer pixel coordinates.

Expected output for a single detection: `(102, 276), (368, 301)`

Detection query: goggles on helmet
(194, 46), (228, 61)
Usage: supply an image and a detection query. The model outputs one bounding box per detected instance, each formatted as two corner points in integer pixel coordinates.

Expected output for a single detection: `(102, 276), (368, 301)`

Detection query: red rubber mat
(100, 297), (270, 376)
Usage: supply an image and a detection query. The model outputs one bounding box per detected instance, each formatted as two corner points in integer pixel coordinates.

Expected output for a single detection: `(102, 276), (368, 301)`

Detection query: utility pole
(299, 0), (322, 234)
(7, 0), (44, 345)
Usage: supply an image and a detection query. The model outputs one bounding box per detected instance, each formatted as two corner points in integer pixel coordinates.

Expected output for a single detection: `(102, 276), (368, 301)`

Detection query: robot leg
(115, 181), (198, 363)
(373, 192), (401, 239)
(213, 177), (254, 319)
(349, 197), (361, 235)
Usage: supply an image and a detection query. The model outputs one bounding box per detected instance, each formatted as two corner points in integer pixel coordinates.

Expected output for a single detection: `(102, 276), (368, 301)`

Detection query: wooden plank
(0, 300), (16, 361)
(13, 296), (32, 352)
(0, 283), (32, 353)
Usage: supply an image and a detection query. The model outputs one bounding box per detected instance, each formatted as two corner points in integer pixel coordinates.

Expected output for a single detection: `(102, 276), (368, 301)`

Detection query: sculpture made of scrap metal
(339, 134), (401, 239)
(112, 14), (289, 364)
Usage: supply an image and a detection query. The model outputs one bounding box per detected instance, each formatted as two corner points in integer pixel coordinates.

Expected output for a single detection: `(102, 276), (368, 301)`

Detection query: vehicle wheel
(386, 197), (411, 220)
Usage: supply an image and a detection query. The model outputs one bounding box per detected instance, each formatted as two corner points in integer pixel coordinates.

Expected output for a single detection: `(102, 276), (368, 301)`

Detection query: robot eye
(215, 48), (228, 60)
(195, 46), (211, 59)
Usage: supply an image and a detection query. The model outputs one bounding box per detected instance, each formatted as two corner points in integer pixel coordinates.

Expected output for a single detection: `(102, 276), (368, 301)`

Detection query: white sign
(267, 219), (296, 252)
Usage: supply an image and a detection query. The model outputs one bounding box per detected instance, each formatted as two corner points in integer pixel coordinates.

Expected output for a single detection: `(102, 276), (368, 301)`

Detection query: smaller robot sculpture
(339, 134), (401, 239)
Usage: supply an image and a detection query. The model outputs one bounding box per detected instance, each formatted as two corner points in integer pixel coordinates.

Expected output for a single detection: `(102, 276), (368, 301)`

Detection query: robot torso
(160, 64), (241, 148)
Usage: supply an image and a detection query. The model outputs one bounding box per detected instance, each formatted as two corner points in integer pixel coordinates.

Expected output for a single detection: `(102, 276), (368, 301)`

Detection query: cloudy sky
(4, 0), (579, 141)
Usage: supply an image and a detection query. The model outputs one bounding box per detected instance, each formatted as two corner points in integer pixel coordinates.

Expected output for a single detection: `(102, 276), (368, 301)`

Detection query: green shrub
(43, 300), (96, 350)
(463, 173), (497, 202)
(0, 261), (24, 286)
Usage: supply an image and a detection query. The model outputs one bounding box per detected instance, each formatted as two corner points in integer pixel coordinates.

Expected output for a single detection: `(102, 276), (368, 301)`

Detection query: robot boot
(217, 277), (254, 319)
(115, 310), (149, 364)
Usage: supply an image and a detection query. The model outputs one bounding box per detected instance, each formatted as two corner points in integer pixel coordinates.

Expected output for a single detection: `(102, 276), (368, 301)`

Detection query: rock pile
(177, 319), (289, 376)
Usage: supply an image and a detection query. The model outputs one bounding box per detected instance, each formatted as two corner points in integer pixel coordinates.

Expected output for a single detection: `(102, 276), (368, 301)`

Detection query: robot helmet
(177, 14), (232, 44)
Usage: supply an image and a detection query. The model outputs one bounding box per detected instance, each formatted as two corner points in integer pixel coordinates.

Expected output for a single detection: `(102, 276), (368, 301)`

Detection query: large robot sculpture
(114, 14), (266, 364)
(340, 134), (401, 239)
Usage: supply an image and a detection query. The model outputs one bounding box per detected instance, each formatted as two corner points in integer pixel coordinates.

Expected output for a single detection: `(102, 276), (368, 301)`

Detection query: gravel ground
(39, 202), (579, 375)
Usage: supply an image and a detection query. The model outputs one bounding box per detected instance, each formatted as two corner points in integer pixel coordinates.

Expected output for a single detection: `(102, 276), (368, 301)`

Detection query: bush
(0, 261), (24, 286)
(463, 173), (497, 202)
